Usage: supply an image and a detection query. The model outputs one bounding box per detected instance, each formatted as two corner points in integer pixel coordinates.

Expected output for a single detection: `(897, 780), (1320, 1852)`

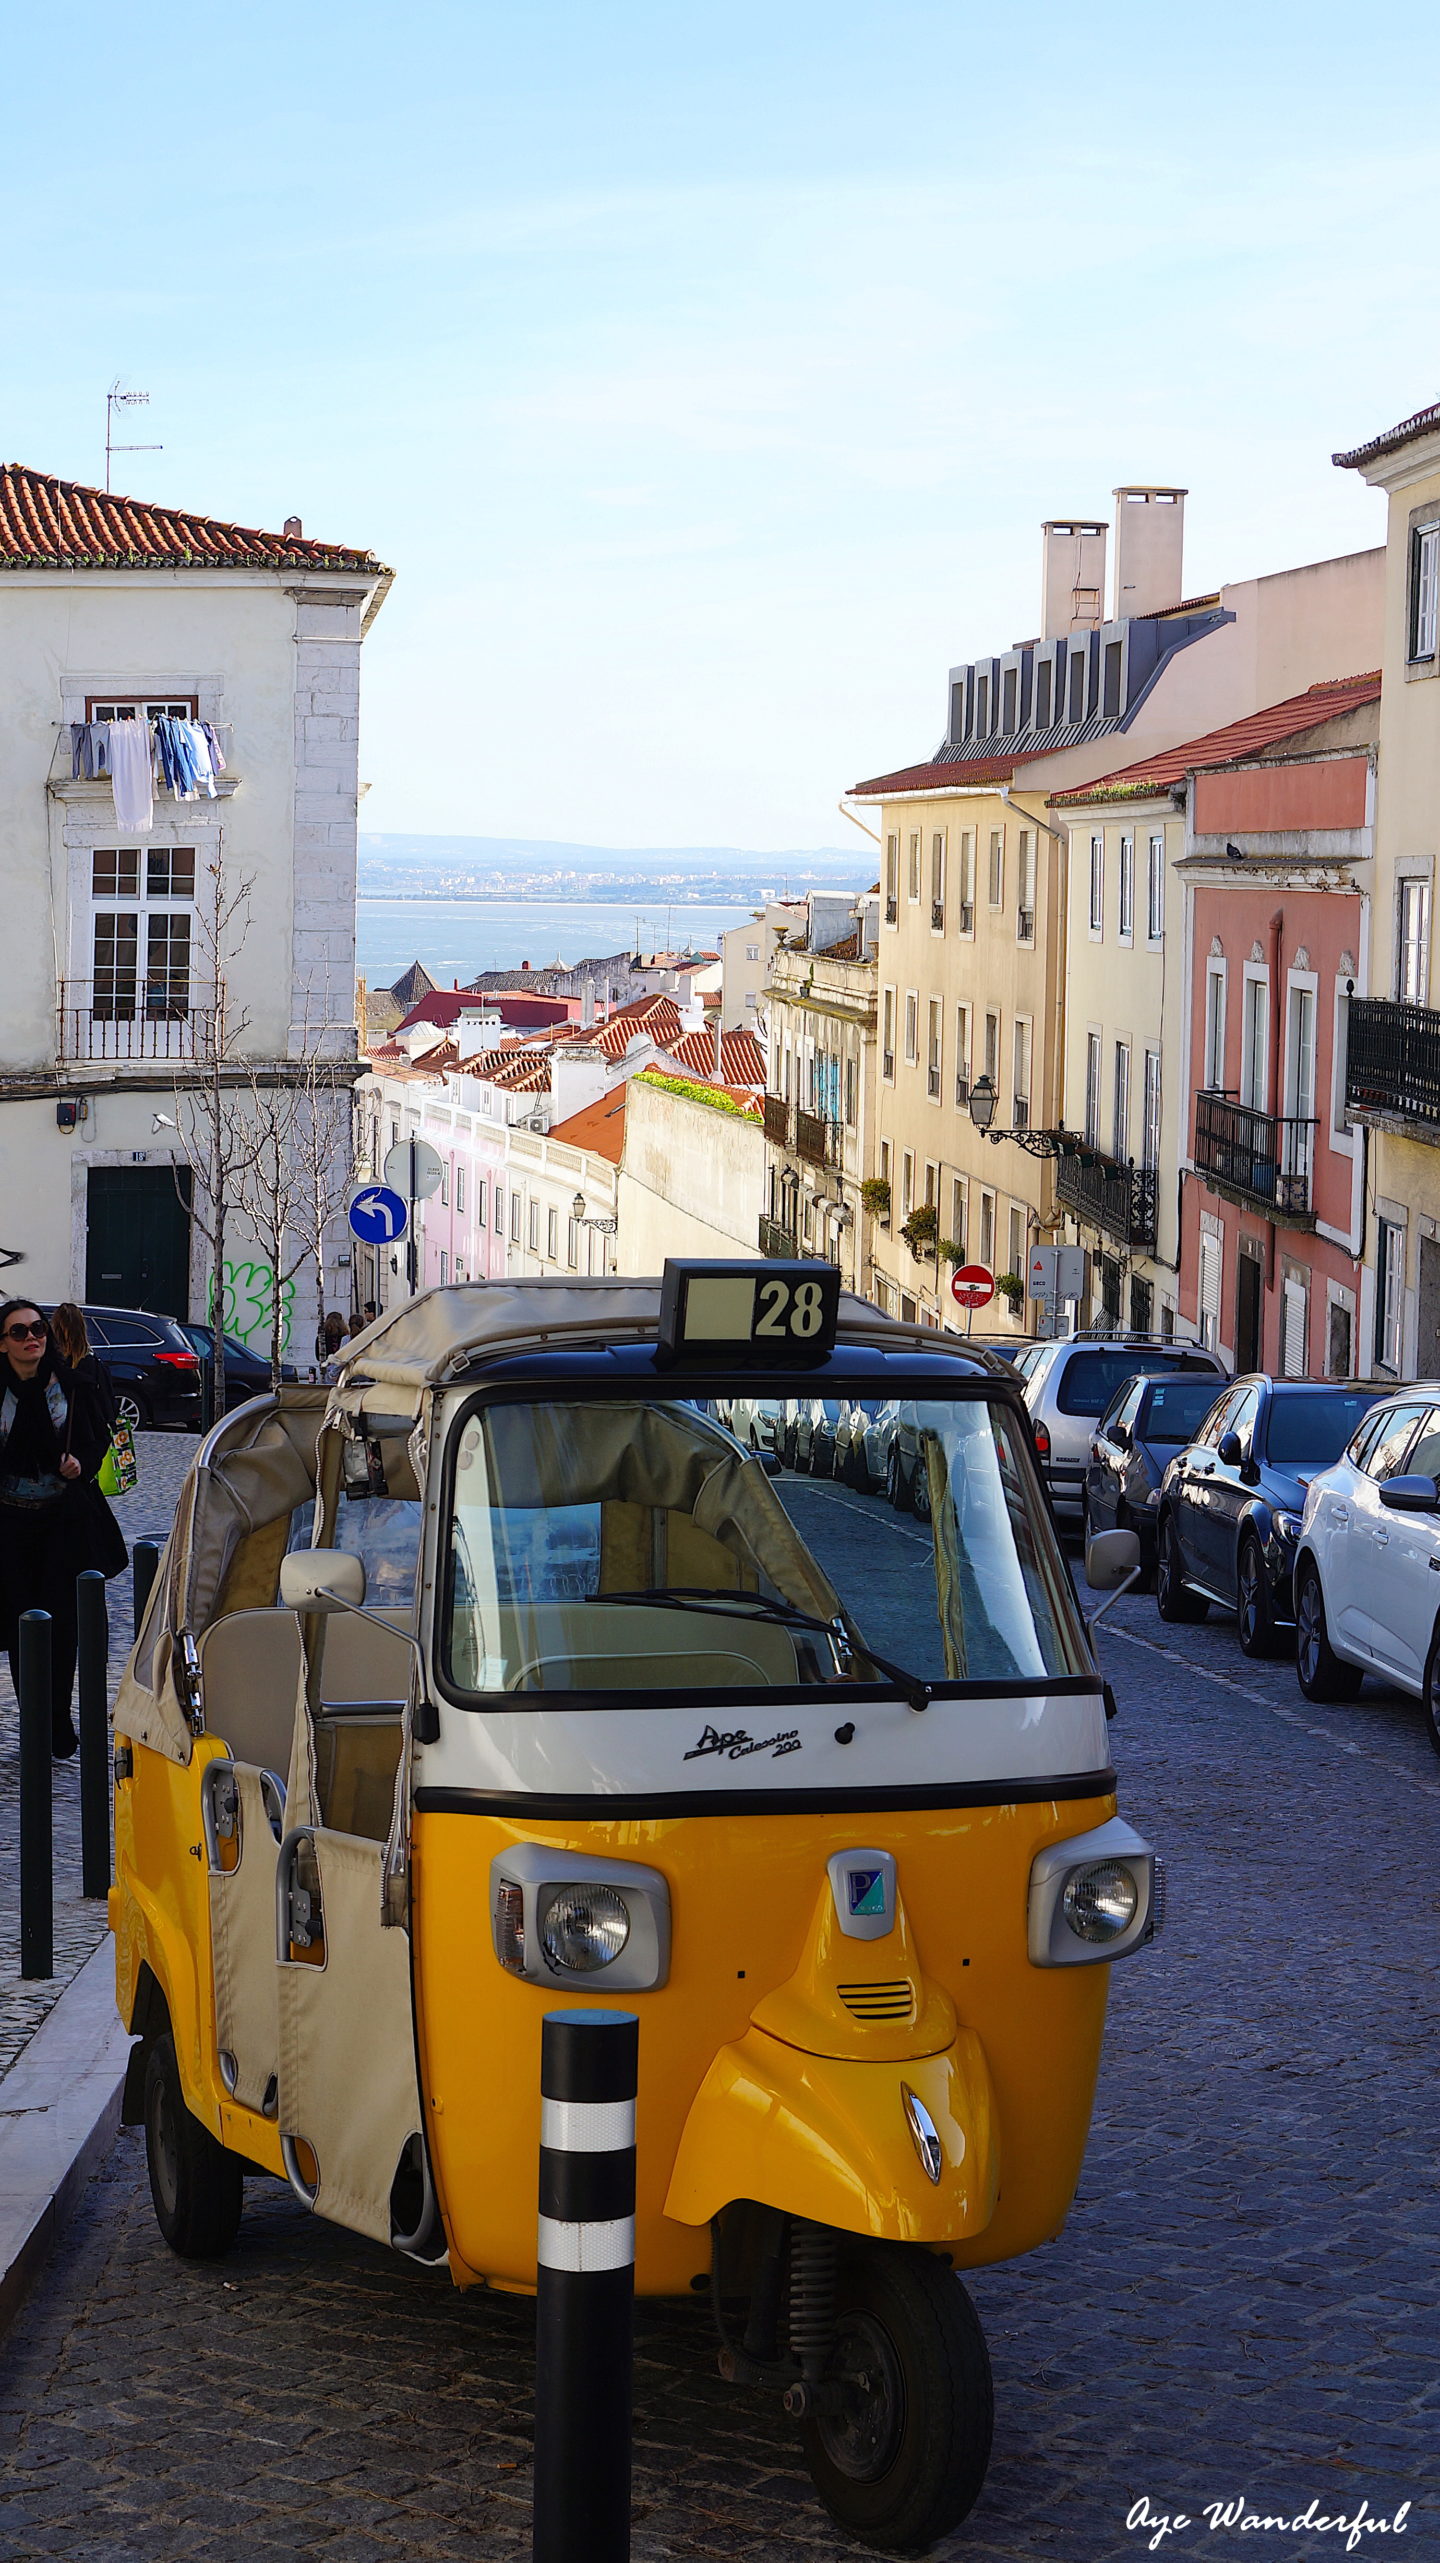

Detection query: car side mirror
(1085, 1527), (1141, 1591)
(1378, 1474), (1440, 1513)
(1216, 1430), (1244, 1467)
(760, 1450), (783, 1478)
(1109, 1421), (1132, 1451)
(279, 1550), (367, 1612)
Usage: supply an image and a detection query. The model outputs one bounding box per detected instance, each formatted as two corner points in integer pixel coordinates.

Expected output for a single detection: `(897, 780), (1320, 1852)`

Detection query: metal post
(77, 1570), (111, 1899)
(132, 1538), (162, 1630)
(533, 2008), (638, 2563)
(407, 1133), (418, 1293)
(19, 1611), (53, 1980)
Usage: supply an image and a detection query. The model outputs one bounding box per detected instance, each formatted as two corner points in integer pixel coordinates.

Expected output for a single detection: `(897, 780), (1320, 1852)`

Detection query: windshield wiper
(593, 1586), (931, 1714)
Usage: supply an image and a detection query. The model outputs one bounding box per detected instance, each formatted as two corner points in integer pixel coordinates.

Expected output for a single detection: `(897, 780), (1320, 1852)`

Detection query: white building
(0, 464), (389, 1358)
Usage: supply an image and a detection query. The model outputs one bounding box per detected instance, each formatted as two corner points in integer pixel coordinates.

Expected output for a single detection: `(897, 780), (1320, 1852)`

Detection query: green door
(86, 1166), (193, 1318)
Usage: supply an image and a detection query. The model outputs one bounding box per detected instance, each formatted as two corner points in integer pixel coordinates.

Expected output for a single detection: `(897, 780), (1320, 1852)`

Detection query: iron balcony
(1055, 1148), (1158, 1250)
(1345, 996), (1440, 1134)
(1193, 1089), (1317, 1222)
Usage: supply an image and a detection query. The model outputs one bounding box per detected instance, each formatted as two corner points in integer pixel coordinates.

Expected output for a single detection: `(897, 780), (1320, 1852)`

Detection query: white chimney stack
(1041, 519), (1108, 639)
(1112, 486), (1187, 619)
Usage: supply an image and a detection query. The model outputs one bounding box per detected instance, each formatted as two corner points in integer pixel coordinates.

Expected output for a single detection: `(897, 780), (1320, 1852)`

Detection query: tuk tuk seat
(492, 1600), (803, 1692)
(197, 1608), (303, 1773)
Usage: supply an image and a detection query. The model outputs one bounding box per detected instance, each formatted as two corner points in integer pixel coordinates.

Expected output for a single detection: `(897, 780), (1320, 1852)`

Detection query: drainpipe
(837, 800), (882, 845)
(1267, 908), (1284, 1310)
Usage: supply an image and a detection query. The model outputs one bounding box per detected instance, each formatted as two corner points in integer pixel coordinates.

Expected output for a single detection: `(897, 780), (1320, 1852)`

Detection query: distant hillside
(358, 831), (872, 901)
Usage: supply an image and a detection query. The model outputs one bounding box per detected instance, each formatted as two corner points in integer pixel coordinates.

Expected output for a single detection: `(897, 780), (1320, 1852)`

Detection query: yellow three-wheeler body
(110, 1271), (1159, 2553)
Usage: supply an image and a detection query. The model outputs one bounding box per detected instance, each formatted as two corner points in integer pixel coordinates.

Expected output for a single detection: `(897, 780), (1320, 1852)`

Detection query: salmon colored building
(1175, 686), (1380, 1375)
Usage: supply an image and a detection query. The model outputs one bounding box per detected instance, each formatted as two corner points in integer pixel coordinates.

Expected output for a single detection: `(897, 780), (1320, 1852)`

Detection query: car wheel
(1295, 1563), (1363, 1703)
(1236, 1535), (1279, 1659)
(1422, 1623), (1440, 1761)
(886, 1446), (910, 1514)
(143, 2033), (243, 2259)
(911, 1455), (932, 1523)
(117, 1391), (148, 1433)
(1155, 1514), (1207, 1622)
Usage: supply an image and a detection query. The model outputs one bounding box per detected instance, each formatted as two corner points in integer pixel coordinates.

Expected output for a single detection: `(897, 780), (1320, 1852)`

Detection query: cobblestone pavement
(0, 1435), (192, 2076)
(1, 1575), (1437, 2559)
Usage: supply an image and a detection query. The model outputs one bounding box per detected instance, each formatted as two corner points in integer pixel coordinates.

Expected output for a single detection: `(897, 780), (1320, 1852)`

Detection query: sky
(3, 0), (1438, 848)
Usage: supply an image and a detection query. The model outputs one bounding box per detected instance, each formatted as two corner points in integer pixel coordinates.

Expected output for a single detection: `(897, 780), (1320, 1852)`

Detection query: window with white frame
(440, 1160), (449, 1207)
(881, 988), (895, 1077)
(1008, 1204), (1024, 1280)
(455, 1163), (465, 1215)
(949, 1176), (967, 1255)
(1088, 834), (1104, 935)
(1084, 1031), (1102, 1146)
(908, 833), (922, 902)
(510, 1193), (522, 1243)
(439, 1250), (448, 1286)
(1112, 1041), (1130, 1160)
(1411, 519), (1438, 663)
(1331, 982), (1352, 1137)
(879, 1138), (891, 1189)
(885, 835), (899, 916)
(1013, 1018), (1031, 1128)
(494, 1186), (505, 1232)
(528, 1200), (540, 1251)
(988, 828), (1004, 909)
(1282, 1268), (1309, 1378)
(87, 694), (196, 723)
(901, 1149), (915, 1217)
(903, 990), (919, 1064)
(923, 1161), (937, 1209)
(1286, 981), (1317, 1128)
(958, 830), (976, 933)
(1147, 832), (1165, 941)
(547, 1206), (559, 1260)
(926, 997), (942, 1097)
(567, 1219), (580, 1267)
(1398, 878), (1431, 1004)
(1118, 834), (1134, 942)
(1142, 1048), (1162, 1172)
(1204, 962), (1227, 1088)
(930, 831), (945, 922)
(745, 942), (760, 962)
(1377, 1217), (1405, 1371)
(89, 845), (197, 1021)
(1198, 1228), (1221, 1351)
(1016, 830), (1035, 942)
(978, 1189), (995, 1271)
(954, 1002), (971, 1105)
(1240, 973), (1268, 1110)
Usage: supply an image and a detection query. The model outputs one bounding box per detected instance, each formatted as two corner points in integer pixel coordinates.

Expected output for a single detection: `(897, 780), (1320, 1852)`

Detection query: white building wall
(614, 1078), (764, 1269)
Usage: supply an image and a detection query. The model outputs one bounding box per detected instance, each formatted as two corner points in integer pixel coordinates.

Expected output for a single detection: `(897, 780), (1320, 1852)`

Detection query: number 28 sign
(658, 1258), (841, 1364)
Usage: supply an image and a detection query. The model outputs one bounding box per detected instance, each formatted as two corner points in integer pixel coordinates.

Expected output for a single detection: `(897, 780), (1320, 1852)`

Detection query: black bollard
(132, 1538), (162, 1632)
(19, 1610), (53, 1980)
(533, 2009), (638, 2563)
(77, 1570), (111, 1899)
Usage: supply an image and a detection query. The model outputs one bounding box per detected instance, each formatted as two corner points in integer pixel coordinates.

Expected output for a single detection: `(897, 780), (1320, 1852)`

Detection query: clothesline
(69, 715), (228, 833)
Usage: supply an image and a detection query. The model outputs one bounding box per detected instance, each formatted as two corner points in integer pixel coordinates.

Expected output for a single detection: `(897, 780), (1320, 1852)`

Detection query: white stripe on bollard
(541, 2096), (636, 2153)
(537, 2213), (637, 2274)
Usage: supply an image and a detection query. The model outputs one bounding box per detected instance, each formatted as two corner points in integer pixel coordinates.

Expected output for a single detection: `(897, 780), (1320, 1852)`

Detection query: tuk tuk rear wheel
(143, 2033), (243, 2260)
(800, 2244), (992, 2553)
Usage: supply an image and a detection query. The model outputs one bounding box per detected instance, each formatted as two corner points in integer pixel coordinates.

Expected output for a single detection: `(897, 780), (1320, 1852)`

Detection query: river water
(357, 897), (756, 988)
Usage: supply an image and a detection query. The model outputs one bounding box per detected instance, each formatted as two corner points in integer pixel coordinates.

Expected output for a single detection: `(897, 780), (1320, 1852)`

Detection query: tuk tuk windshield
(441, 1392), (1088, 1698)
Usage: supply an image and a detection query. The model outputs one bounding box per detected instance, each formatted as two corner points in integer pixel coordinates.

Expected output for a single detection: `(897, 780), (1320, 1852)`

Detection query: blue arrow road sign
(348, 1184), (409, 1245)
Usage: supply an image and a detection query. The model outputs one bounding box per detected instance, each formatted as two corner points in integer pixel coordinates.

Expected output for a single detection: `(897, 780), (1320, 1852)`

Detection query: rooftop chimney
(284, 515), (303, 539)
(1041, 519), (1108, 639)
(1111, 486), (1187, 619)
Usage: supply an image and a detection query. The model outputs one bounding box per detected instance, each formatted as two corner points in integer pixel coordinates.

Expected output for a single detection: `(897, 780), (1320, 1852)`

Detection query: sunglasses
(4, 1321), (47, 1342)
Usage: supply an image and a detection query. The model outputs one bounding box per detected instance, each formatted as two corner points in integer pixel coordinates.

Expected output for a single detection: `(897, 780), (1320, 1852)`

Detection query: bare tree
(290, 1040), (357, 1366)
(230, 1028), (357, 1387)
(167, 844), (260, 1427)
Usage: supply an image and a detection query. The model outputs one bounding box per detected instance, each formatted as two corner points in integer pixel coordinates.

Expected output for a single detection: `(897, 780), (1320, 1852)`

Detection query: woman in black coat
(0, 1300), (127, 1756)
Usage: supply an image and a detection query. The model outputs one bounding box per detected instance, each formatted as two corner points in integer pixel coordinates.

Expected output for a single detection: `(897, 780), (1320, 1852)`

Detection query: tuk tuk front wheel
(143, 2033), (243, 2260)
(800, 2244), (992, 2553)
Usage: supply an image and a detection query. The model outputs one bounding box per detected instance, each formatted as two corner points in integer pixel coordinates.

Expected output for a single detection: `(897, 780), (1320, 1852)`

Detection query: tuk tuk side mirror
(279, 1550), (367, 1613)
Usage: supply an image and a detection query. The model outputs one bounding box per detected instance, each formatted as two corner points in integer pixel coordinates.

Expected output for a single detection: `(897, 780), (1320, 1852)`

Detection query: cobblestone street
(1, 1575), (1436, 2561)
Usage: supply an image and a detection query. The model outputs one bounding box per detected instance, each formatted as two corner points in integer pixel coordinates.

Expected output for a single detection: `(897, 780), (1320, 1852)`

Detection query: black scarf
(0, 1358), (69, 1477)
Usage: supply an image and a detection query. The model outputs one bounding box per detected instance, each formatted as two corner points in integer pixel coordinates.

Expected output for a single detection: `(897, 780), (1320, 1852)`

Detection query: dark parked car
(178, 1323), (300, 1413)
(1155, 1376), (1388, 1656)
(80, 1305), (204, 1432)
(780, 1397), (844, 1476)
(1022, 1336), (1228, 1525)
(1085, 1371), (1235, 1576)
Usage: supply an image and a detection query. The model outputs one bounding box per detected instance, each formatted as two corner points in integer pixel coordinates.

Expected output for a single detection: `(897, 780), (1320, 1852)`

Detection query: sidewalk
(0, 1435), (194, 2318)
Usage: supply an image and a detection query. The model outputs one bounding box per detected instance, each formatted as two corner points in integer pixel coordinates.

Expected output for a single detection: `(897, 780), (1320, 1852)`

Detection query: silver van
(1022, 1337), (1227, 1527)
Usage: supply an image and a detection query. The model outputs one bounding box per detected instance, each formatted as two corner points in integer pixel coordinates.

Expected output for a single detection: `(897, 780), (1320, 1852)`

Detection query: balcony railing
(795, 1108), (843, 1169)
(1055, 1148), (1158, 1249)
(759, 1213), (798, 1258)
(57, 978), (219, 1062)
(931, 900), (945, 931)
(1194, 1089), (1317, 1220)
(763, 1092), (791, 1146)
(1346, 996), (1440, 1130)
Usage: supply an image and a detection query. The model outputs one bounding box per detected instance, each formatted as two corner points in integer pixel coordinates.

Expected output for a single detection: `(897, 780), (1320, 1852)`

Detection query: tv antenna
(105, 381), (162, 491)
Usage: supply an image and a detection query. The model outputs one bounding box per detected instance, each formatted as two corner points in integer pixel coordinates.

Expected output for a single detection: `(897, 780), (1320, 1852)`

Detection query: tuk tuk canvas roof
(334, 1277), (971, 1395)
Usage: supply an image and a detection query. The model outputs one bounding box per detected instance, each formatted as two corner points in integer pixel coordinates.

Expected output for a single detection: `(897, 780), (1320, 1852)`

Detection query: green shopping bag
(98, 1417), (139, 1498)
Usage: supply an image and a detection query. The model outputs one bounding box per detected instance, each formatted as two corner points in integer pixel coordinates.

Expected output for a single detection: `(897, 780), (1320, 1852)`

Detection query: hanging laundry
(183, 720), (217, 796)
(201, 720), (226, 774)
(106, 719), (154, 832)
(69, 722), (110, 780)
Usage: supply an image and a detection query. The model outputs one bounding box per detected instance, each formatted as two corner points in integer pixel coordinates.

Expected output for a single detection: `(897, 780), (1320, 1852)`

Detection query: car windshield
(1055, 1348), (1215, 1417)
(1141, 1377), (1227, 1443)
(1264, 1389), (1384, 1468)
(441, 1392), (1089, 1698)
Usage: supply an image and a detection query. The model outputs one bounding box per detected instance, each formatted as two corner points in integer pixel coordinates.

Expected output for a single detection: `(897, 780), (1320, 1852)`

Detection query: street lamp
(967, 1073), (998, 1134)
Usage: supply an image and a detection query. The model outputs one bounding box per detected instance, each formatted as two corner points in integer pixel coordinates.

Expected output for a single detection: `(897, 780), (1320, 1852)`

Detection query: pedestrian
(345, 1312), (366, 1339)
(316, 1309), (346, 1360)
(362, 1301), (378, 1325)
(50, 1301), (118, 1427)
(0, 1300), (127, 1757)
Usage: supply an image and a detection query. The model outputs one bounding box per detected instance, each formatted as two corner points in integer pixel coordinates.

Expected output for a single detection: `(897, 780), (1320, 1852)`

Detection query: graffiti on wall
(222, 1260), (295, 1355)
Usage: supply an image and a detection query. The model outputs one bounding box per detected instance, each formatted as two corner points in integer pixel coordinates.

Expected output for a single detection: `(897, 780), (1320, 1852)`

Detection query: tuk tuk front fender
(663, 2024), (999, 2243)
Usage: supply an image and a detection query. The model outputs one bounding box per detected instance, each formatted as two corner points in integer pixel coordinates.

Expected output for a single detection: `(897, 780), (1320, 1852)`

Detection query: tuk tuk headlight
(490, 1846), (670, 1990)
(1028, 1817), (1159, 1966)
(1062, 1860), (1138, 1943)
(541, 1884), (631, 1973)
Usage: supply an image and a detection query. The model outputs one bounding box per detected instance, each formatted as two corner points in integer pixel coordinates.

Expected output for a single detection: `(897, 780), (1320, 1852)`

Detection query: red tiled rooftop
(849, 748), (1049, 798)
(668, 1025), (766, 1085)
(1333, 403), (1440, 470)
(0, 463), (384, 574)
(1048, 673), (1381, 808)
(549, 1089), (627, 1164)
(396, 989), (571, 1037)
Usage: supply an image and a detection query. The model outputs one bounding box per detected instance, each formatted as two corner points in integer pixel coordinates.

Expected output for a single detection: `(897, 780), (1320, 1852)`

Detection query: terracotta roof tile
(668, 1025), (766, 1085)
(548, 1089), (627, 1163)
(1048, 673), (1381, 808)
(0, 462), (383, 573)
(1333, 403), (1440, 470)
(849, 748), (1049, 797)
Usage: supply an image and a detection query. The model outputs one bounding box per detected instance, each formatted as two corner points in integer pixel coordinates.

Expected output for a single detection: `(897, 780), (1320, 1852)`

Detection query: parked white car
(1293, 1386), (1440, 1754)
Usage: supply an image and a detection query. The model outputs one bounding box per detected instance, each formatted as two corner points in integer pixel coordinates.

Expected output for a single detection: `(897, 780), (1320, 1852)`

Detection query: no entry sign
(950, 1263), (995, 1312)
